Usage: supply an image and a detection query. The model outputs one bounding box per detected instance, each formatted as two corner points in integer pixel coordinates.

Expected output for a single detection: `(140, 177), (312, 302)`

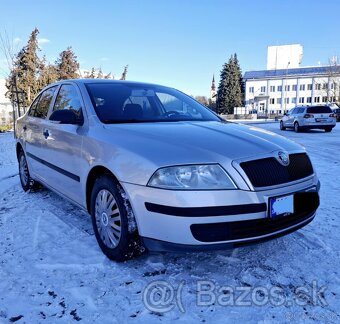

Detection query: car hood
(103, 121), (303, 167)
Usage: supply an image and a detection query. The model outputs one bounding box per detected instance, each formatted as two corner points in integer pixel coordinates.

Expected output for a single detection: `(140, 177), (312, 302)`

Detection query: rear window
(307, 106), (332, 114)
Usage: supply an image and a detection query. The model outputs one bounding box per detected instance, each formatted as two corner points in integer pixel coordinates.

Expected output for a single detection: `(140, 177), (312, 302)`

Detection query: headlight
(147, 164), (236, 190)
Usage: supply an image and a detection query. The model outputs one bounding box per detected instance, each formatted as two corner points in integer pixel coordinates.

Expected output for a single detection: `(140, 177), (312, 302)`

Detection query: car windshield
(85, 83), (221, 123)
(306, 106), (332, 114)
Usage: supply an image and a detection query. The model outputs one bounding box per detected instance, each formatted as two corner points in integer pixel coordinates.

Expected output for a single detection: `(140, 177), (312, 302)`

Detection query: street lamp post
(284, 62), (290, 113)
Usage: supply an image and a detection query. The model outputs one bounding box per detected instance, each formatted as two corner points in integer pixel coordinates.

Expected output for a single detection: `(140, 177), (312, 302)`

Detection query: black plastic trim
(26, 152), (80, 182)
(145, 202), (267, 217)
(141, 213), (315, 252)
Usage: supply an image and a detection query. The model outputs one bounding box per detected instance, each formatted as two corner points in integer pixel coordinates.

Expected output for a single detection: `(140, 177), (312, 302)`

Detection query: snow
(0, 124), (340, 323)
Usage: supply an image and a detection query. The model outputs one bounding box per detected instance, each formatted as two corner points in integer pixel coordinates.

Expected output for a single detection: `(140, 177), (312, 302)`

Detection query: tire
(294, 122), (300, 133)
(90, 175), (142, 261)
(280, 121), (286, 130)
(325, 127), (332, 133)
(18, 150), (37, 192)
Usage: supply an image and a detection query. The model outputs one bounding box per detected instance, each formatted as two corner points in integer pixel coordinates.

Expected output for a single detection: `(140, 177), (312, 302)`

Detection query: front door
(39, 83), (86, 205)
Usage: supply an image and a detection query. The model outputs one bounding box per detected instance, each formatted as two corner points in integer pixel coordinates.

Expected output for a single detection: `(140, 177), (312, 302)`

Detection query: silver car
(280, 105), (336, 132)
(15, 80), (320, 261)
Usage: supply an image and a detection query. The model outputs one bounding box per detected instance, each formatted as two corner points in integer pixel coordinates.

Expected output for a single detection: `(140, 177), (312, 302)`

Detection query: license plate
(316, 118), (327, 122)
(269, 194), (294, 218)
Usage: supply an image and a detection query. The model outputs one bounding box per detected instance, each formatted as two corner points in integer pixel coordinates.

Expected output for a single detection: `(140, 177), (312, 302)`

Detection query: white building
(0, 79), (13, 125)
(243, 65), (340, 115)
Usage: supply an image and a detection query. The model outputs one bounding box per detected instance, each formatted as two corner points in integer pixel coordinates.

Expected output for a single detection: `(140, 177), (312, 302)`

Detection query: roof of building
(244, 65), (340, 80)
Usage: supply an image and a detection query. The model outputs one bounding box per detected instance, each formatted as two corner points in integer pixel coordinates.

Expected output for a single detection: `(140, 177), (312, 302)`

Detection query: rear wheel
(90, 175), (142, 261)
(325, 127), (332, 133)
(280, 121), (286, 130)
(18, 150), (37, 192)
(294, 122), (300, 133)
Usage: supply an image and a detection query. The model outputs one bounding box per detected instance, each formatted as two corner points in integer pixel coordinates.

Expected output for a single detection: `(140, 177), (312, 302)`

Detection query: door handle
(23, 125), (27, 131)
(43, 130), (50, 139)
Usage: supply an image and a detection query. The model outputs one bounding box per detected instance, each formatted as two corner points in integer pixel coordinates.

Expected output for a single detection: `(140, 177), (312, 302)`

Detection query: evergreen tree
(6, 28), (40, 106)
(104, 72), (113, 79)
(217, 60), (229, 114)
(233, 53), (245, 103)
(56, 46), (79, 80)
(97, 67), (103, 79)
(37, 56), (58, 90)
(217, 54), (243, 114)
(120, 65), (128, 80)
(87, 68), (96, 78)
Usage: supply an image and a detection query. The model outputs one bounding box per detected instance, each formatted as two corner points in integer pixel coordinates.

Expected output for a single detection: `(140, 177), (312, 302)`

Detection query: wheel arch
(85, 165), (120, 214)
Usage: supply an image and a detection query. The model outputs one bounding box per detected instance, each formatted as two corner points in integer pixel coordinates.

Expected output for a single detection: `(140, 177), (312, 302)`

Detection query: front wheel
(90, 175), (142, 261)
(294, 122), (300, 133)
(280, 121), (286, 130)
(325, 127), (332, 133)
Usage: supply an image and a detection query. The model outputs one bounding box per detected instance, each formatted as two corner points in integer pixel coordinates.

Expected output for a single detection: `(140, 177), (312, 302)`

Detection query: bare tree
(319, 57), (340, 104)
(0, 29), (16, 77)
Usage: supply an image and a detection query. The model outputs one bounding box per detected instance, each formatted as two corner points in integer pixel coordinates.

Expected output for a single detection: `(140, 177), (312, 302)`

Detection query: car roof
(48, 78), (167, 88)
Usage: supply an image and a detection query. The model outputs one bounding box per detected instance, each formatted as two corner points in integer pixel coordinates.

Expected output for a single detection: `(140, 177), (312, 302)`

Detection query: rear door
(286, 108), (298, 126)
(24, 86), (58, 179)
(38, 83), (86, 205)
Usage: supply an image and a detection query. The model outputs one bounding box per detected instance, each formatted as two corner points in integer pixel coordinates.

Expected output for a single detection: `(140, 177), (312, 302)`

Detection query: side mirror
(49, 109), (83, 125)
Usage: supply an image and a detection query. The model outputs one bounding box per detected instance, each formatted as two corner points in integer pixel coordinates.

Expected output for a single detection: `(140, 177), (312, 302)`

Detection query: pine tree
(120, 65), (128, 80)
(217, 54), (243, 114)
(104, 72), (113, 79)
(6, 28), (40, 106)
(97, 67), (103, 79)
(37, 56), (58, 90)
(56, 46), (79, 80)
(233, 53), (245, 103)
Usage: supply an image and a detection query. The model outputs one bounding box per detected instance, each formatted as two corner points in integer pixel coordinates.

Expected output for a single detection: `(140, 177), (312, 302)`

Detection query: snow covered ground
(0, 123), (339, 323)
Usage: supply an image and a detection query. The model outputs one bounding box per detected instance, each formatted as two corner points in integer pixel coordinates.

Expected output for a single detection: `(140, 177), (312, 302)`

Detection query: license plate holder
(316, 118), (327, 122)
(269, 194), (294, 218)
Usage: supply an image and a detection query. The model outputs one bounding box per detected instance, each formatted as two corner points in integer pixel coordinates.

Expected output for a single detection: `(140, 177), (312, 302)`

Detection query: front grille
(240, 153), (313, 187)
(191, 192), (319, 243)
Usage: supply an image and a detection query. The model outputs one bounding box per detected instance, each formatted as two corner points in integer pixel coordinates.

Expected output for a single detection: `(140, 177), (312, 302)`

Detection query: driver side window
(156, 92), (203, 118)
(52, 84), (82, 118)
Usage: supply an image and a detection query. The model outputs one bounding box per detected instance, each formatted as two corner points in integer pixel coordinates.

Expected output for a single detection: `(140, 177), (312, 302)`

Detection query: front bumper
(121, 176), (320, 251)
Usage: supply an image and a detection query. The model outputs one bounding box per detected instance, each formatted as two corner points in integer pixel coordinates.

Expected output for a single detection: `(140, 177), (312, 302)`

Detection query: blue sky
(1, 0), (340, 96)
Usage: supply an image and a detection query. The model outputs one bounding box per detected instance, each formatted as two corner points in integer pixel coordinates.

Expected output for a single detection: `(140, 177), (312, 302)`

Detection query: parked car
(15, 80), (320, 261)
(280, 105), (336, 132)
(332, 107), (340, 122)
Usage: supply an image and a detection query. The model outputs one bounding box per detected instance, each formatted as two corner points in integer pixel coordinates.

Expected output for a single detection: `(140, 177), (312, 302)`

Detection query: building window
(314, 96), (320, 103)
(322, 96), (328, 102)
(307, 97), (312, 103)
(277, 98), (282, 104)
(269, 98), (275, 104)
(307, 84), (312, 90)
(260, 86), (266, 93)
(277, 85), (282, 92)
(300, 84), (305, 91)
(292, 97), (297, 104)
(285, 85), (290, 91)
(285, 98), (289, 104)
(270, 86), (275, 92)
(299, 97), (305, 103)
(322, 83), (328, 90)
(331, 82), (337, 90)
(292, 85), (297, 91)
(314, 83), (321, 90)
(249, 87), (254, 93)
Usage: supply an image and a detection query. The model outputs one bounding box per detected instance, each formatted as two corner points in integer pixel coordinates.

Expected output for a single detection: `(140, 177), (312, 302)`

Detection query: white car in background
(280, 105), (336, 132)
(15, 79), (320, 261)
